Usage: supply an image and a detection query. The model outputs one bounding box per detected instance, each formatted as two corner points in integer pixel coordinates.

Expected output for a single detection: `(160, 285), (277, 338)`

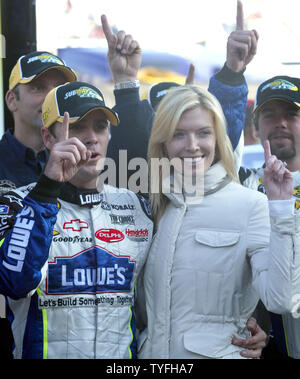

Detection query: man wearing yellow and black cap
(0, 51), (76, 194)
(42, 81), (119, 129)
(0, 81), (153, 359)
(0, 51), (76, 359)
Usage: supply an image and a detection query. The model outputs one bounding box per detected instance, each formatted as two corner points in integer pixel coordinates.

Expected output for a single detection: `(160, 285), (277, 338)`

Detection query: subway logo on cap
(64, 87), (103, 101)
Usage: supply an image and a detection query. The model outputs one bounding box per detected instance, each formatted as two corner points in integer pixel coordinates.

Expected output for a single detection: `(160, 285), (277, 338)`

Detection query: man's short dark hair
(12, 85), (20, 100)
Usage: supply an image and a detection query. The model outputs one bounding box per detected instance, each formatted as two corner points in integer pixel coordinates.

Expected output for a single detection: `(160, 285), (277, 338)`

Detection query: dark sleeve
(107, 87), (155, 189)
(208, 64), (248, 151)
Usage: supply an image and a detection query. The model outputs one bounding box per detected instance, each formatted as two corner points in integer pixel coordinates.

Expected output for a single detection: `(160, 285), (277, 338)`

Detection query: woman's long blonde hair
(148, 84), (239, 227)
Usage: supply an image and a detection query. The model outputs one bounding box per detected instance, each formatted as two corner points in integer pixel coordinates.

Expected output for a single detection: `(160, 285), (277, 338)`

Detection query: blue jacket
(208, 65), (248, 151)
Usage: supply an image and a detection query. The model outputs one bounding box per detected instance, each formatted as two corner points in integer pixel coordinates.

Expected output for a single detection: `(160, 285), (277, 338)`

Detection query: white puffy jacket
(138, 162), (300, 359)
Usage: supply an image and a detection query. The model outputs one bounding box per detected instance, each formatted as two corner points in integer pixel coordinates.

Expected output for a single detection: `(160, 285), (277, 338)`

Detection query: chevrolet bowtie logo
(63, 219), (89, 232)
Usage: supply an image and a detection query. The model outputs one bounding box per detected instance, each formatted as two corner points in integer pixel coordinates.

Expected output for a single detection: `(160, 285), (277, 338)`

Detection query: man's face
(256, 100), (300, 161)
(13, 69), (68, 132)
(62, 109), (110, 187)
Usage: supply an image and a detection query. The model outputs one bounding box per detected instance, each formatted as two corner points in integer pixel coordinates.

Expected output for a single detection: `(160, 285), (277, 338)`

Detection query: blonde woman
(138, 85), (298, 359)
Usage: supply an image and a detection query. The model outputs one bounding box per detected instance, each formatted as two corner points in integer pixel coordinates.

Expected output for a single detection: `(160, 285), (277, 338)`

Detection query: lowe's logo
(46, 246), (136, 295)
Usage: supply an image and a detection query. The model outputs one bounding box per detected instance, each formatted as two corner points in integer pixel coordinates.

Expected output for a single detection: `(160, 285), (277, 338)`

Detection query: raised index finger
(236, 0), (244, 31)
(263, 139), (271, 163)
(185, 63), (195, 85)
(57, 112), (69, 142)
(101, 14), (114, 44)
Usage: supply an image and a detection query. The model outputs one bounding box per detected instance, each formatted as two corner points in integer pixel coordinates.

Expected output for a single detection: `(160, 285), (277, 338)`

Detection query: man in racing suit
(0, 81), (153, 359)
(240, 75), (300, 359)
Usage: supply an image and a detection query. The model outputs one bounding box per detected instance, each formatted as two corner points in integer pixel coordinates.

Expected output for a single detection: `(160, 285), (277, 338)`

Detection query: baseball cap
(9, 51), (77, 90)
(42, 81), (119, 128)
(254, 76), (300, 113)
(148, 82), (180, 110)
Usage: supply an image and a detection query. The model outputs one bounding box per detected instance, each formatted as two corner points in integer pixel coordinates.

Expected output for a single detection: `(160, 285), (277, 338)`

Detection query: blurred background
(35, 0), (300, 106)
(0, 0), (299, 132)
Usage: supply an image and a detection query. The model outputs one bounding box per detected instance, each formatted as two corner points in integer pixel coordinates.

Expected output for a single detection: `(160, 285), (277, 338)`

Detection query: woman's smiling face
(164, 106), (216, 176)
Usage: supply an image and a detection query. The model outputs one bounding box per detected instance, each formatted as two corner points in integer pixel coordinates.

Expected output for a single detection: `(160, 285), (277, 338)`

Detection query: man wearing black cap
(0, 81), (153, 359)
(0, 51), (76, 194)
(240, 75), (300, 359)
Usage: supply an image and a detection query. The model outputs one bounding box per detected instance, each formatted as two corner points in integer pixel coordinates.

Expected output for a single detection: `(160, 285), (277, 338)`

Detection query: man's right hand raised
(43, 113), (91, 182)
(226, 0), (259, 72)
(101, 14), (142, 83)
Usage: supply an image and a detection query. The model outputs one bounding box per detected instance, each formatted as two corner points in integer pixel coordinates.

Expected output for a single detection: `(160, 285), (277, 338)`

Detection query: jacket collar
(163, 161), (230, 206)
(59, 182), (104, 206)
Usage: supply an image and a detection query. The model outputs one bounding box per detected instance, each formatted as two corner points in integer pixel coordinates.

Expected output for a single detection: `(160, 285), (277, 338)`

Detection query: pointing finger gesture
(226, 0), (259, 72)
(236, 0), (244, 31)
(44, 113), (91, 182)
(56, 111), (69, 142)
(263, 140), (294, 200)
(185, 63), (195, 85)
(101, 14), (142, 83)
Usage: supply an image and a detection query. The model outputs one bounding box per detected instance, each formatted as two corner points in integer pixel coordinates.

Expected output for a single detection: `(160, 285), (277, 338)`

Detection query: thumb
(246, 317), (257, 335)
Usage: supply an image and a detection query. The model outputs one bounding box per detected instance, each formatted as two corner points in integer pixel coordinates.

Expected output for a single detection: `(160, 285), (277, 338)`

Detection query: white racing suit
(0, 175), (153, 359)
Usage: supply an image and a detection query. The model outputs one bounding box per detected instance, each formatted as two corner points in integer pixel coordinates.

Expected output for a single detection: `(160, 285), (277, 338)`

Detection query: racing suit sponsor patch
(2, 194), (24, 207)
(109, 214), (135, 225)
(95, 228), (125, 243)
(0, 180), (16, 194)
(46, 245), (136, 295)
(125, 228), (149, 242)
(79, 192), (136, 211)
(63, 219), (88, 231)
(38, 294), (134, 309)
(0, 205), (9, 214)
(0, 214), (14, 239)
(2, 205), (35, 272)
(79, 192), (103, 205)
